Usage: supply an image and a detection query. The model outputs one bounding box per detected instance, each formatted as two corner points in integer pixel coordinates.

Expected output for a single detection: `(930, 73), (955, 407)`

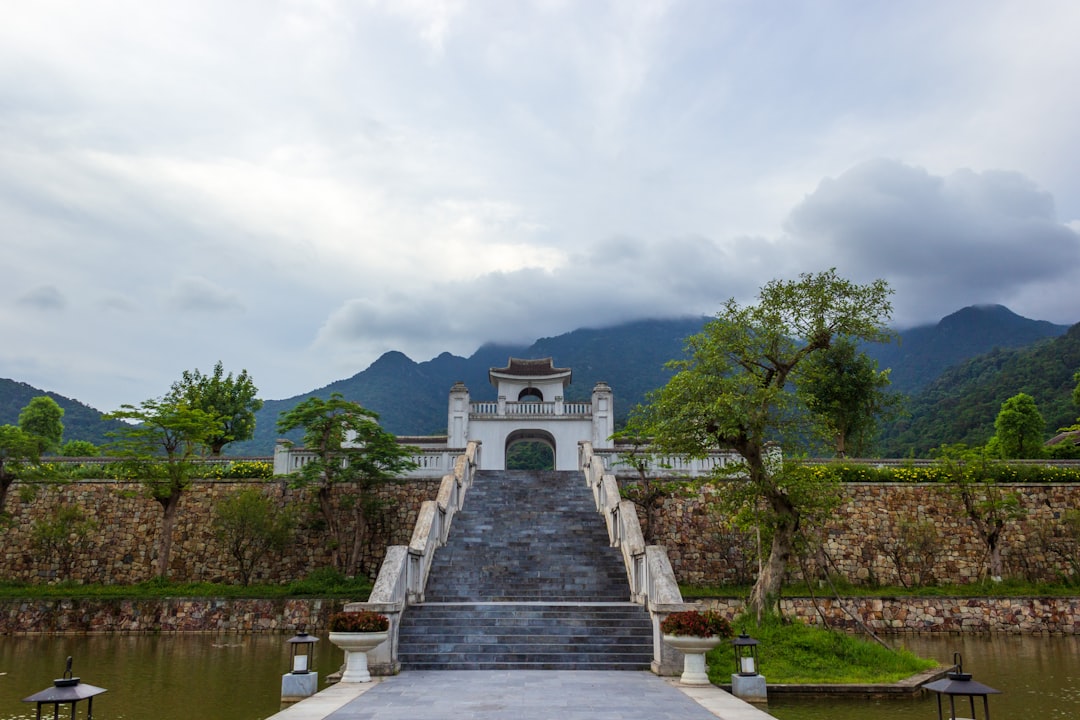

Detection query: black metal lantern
(923, 652), (1001, 720)
(732, 631), (760, 676)
(287, 630), (318, 674)
(22, 657), (107, 720)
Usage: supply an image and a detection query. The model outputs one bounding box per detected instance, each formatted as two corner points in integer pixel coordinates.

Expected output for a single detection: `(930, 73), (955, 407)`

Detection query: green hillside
(0, 379), (125, 448)
(5, 306), (1075, 457)
(866, 304), (1067, 394)
(880, 323), (1080, 456)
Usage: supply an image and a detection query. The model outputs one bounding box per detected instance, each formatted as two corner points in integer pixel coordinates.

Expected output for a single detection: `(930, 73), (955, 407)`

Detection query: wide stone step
(401, 471), (650, 670)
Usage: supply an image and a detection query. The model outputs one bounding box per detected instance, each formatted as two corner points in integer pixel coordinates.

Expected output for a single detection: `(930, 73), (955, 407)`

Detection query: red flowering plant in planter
(328, 610), (389, 633)
(660, 610), (733, 638)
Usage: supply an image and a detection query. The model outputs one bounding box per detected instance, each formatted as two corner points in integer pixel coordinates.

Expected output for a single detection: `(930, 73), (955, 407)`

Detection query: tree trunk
(349, 504), (369, 578)
(156, 490), (182, 579)
(747, 490), (799, 620)
(987, 525), (1005, 580)
(0, 476), (12, 515)
(317, 485), (345, 573)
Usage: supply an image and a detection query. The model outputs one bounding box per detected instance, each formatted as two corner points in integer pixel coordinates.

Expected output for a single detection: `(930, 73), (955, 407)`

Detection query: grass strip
(707, 613), (937, 685)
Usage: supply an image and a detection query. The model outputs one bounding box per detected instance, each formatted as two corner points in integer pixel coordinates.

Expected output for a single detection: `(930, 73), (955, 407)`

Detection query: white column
(591, 382), (614, 449)
(447, 382), (470, 448)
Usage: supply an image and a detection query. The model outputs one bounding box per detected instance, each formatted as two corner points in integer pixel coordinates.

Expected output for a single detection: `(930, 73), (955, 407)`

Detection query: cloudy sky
(3, 1), (1080, 411)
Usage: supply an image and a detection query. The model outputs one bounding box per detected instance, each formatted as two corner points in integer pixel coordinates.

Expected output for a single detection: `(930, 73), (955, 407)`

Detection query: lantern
(732, 631), (759, 676)
(22, 657), (107, 720)
(287, 630), (318, 674)
(923, 652), (1001, 720)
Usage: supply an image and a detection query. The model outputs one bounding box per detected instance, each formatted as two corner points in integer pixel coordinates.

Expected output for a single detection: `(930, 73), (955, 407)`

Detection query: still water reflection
(2, 634), (1077, 719)
(0, 634), (342, 720)
(768, 634), (1080, 720)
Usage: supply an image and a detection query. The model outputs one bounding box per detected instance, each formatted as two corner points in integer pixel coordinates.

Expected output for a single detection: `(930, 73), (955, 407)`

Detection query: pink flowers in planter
(660, 609), (732, 638)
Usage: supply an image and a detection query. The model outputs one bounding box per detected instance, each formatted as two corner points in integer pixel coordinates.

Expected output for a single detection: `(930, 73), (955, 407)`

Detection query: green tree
(0, 425), (41, 514)
(31, 504), (97, 581)
(18, 396), (65, 454)
(798, 337), (903, 457)
(634, 269), (893, 618)
(990, 392), (1045, 458)
(212, 487), (295, 586)
(105, 399), (222, 578)
(60, 440), (99, 457)
(934, 443), (1024, 581)
(167, 361), (263, 456)
(277, 393), (418, 577)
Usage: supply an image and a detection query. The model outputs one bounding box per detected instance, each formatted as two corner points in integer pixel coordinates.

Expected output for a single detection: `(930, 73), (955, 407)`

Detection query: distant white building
(275, 357), (615, 476)
(448, 357), (614, 472)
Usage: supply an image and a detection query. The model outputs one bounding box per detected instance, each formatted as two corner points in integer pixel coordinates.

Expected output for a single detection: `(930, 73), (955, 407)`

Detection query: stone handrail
(579, 442), (695, 675)
(469, 400), (593, 417)
(273, 443), (469, 479)
(343, 441), (480, 675)
(592, 447), (745, 478)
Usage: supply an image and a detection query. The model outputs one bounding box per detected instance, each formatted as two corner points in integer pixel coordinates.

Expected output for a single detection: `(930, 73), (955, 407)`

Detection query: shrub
(328, 610), (389, 632)
(660, 609), (732, 638)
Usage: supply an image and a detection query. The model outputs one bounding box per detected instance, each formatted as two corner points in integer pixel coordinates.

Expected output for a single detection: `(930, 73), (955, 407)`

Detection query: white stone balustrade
(274, 443), (470, 479)
(579, 442), (696, 676)
(343, 441), (479, 675)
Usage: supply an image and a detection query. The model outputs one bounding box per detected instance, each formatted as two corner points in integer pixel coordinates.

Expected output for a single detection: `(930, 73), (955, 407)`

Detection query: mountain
(0, 379), (125, 448)
(866, 305), (1069, 394)
(879, 322), (1080, 456)
(230, 318), (706, 455)
(5, 305), (1072, 456)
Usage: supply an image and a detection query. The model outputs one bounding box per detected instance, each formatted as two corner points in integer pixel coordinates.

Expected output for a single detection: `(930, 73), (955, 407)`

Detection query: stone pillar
(447, 382), (470, 448)
(273, 439), (292, 476)
(591, 382), (614, 449)
(731, 673), (768, 703)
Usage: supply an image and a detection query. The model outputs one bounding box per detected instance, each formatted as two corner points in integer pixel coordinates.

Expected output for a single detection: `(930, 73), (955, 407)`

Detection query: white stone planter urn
(328, 631), (389, 682)
(663, 635), (724, 685)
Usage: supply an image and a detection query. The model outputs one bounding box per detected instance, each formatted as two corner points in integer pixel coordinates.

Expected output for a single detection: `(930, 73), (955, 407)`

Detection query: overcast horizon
(4, 1), (1080, 411)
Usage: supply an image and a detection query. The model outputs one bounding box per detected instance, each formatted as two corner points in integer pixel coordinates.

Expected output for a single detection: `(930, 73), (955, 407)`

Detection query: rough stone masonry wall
(697, 597), (1080, 634)
(0, 597), (348, 635)
(644, 482), (1080, 587)
(0, 478), (440, 585)
(5, 478), (1080, 589)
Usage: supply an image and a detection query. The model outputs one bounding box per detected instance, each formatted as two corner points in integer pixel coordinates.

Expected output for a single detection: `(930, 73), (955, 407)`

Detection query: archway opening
(518, 387), (544, 403)
(505, 429), (555, 471)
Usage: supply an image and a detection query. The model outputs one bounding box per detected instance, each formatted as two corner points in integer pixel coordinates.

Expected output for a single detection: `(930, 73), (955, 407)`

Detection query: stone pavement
(269, 671), (776, 720)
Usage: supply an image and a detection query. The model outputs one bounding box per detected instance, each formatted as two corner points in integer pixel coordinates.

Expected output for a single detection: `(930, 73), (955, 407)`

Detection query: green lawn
(707, 613), (938, 685)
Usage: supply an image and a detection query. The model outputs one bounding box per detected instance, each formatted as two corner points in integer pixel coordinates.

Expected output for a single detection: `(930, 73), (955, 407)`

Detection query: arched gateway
(447, 358), (614, 471)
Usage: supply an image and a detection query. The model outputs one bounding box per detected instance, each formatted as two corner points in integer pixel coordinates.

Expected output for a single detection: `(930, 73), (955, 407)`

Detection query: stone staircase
(397, 470), (653, 670)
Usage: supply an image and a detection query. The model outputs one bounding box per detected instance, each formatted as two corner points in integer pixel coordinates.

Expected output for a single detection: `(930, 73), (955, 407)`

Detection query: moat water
(1, 633), (1077, 719)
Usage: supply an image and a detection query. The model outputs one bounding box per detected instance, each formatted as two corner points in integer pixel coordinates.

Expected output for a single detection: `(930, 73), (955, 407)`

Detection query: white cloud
(1, 1), (1079, 409)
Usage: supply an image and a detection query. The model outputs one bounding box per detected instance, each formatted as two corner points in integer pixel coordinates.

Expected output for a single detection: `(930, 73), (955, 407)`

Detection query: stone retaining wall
(0, 479), (439, 584)
(4, 478), (1080, 590)
(645, 482), (1080, 587)
(698, 596), (1080, 634)
(4, 595), (1076, 635)
(0, 597), (346, 634)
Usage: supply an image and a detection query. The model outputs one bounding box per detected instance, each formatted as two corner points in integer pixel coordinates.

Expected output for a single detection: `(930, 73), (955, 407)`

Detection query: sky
(3, 0), (1080, 412)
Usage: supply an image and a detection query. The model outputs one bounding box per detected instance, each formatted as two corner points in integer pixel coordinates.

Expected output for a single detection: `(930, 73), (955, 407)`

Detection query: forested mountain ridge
(0, 378), (125, 447)
(229, 318), (705, 455)
(864, 304), (1068, 394)
(879, 322), (1080, 456)
(2, 307), (1073, 456)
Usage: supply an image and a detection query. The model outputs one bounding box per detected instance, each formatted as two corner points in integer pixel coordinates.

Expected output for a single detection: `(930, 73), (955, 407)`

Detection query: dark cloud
(784, 159), (1080, 323)
(166, 276), (244, 313)
(16, 285), (66, 311)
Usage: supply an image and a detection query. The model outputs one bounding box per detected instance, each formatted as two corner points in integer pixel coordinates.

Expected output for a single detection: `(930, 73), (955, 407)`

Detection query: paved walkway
(270, 671), (775, 720)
